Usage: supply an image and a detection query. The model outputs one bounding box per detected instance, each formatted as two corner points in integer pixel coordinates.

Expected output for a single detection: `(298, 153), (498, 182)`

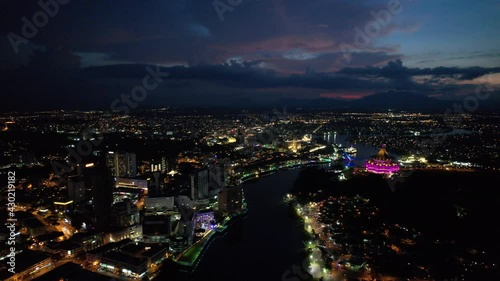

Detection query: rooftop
(10, 250), (50, 273)
(372, 146), (394, 161)
(24, 217), (45, 229)
(102, 251), (147, 267)
(35, 231), (64, 243)
(87, 238), (132, 255)
(70, 231), (102, 243)
(33, 262), (110, 281)
(142, 245), (167, 258)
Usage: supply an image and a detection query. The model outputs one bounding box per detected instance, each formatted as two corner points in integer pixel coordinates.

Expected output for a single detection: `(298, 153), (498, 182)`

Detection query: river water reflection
(181, 136), (402, 281)
(187, 169), (307, 281)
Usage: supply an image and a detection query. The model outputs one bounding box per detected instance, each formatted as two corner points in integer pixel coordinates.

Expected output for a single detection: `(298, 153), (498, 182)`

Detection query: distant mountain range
(268, 91), (467, 112)
(1, 63), (499, 112)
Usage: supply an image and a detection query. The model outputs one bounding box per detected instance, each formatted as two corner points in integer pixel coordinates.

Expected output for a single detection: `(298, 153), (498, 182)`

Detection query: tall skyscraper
(85, 165), (114, 232)
(106, 151), (137, 177)
(161, 156), (168, 173)
(190, 168), (209, 200)
(150, 161), (162, 173)
(152, 172), (161, 196)
(208, 158), (230, 189)
(208, 163), (222, 188)
(236, 128), (245, 144)
(218, 185), (242, 214)
(67, 175), (85, 204)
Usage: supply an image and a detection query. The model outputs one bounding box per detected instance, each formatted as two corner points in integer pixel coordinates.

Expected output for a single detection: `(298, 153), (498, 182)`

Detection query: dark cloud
(339, 59), (500, 80)
(0, 0), (413, 69)
(1, 1), (498, 111)
(82, 60), (389, 91)
(27, 47), (81, 73)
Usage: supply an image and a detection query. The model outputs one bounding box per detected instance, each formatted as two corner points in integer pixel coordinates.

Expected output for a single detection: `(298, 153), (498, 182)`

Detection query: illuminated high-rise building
(67, 175), (85, 204)
(150, 161), (162, 173)
(208, 158), (230, 189)
(106, 151), (137, 177)
(218, 185), (242, 214)
(161, 156), (168, 173)
(190, 168), (209, 200)
(150, 156), (168, 173)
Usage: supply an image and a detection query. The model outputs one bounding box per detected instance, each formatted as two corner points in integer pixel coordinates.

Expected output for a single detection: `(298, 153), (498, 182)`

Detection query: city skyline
(1, 109), (499, 280)
(1, 1), (499, 281)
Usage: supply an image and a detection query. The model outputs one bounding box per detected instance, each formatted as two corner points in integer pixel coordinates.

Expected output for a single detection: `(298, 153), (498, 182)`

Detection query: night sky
(1, 0), (499, 111)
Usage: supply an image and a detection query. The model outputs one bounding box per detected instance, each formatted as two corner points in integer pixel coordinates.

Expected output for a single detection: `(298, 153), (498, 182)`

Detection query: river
(183, 169), (307, 281)
(333, 134), (401, 166)
(172, 137), (397, 281)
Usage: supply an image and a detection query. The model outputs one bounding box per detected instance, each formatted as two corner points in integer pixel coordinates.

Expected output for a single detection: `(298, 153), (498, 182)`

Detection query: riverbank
(238, 160), (331, 184)
(284, 196), (331, 281)
(172, 162), (317, 274)
(174, 208), (249, 271)
(284, 168), (500, 280)
(184, 169), (306, 281)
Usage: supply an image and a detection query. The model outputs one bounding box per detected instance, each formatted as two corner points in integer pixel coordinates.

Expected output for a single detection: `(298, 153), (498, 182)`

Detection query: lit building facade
(142, 215), (172, 244)
(190, 168), (209, 200)
(106, 225), (143, 243)
(365, 145), (400, 174)
(218, 185), (243, 214)
(106, 151), (137, 178)
(193, 211), (216, 232)
(115, 177), (148, 190)
(144, 196), (175, 213)
(110, 200), (140, 228)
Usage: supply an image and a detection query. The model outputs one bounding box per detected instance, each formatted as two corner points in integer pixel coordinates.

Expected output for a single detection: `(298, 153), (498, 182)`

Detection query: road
(298, 201), (372, 281)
